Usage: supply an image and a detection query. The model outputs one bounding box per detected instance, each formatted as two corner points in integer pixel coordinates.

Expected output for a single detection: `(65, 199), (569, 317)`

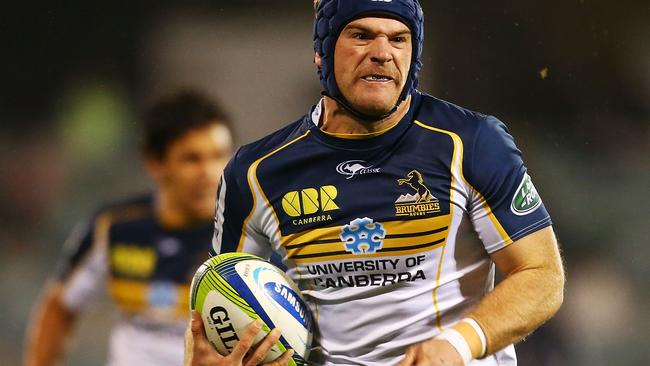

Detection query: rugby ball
(190, 253), (313, 365)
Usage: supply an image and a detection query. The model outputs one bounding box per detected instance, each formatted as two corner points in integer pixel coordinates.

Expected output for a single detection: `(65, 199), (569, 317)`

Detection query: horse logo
(396, 170), (436, 203)
(395, 170), (440, 217)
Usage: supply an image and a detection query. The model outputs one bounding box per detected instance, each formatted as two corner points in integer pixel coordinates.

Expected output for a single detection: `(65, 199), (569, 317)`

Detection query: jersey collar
(308, 91), (421, 151)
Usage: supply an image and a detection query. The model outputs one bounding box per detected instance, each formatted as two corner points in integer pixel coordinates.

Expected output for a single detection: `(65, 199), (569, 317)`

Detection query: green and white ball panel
(190, 253), (312, 365)
(235, 259), (311, 360)
(201, 290), (283, 361)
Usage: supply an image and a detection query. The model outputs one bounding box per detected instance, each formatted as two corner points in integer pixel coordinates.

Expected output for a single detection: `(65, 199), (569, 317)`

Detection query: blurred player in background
(24, 90), (234, 366)
(186, 0), (564, 365)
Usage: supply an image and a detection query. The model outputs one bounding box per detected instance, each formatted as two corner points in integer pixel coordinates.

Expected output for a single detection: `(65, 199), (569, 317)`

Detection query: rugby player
(24, 90), (234, 366)
(186, 1), (565, 365)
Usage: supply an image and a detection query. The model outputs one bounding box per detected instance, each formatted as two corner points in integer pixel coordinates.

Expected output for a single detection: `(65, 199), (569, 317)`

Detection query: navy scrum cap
(313, 0), (424, 121)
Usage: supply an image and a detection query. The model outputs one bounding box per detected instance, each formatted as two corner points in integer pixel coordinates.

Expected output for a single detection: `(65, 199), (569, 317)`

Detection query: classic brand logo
(282, 185), (339, 226)
(336, 160), (380, 179)
(395, 170), (441, 217)
(340, 217), (386, 254)
(511, 173), (541, 215)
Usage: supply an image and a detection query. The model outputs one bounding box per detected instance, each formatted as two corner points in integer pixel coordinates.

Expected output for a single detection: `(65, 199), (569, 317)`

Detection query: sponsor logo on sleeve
(510, 173), (542, 216)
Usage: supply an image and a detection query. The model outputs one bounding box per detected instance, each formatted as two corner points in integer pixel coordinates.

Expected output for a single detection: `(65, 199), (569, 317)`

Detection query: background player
(24, 90), (234, 366)
(186, 1), (565, 365)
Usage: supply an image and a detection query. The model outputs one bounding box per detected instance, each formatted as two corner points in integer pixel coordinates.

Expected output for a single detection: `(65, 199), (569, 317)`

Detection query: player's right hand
(184, 310), (294, 366)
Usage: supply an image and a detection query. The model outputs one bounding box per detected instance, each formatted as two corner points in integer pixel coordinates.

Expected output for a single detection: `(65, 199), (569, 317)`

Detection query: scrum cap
(313, 0), (424, 120)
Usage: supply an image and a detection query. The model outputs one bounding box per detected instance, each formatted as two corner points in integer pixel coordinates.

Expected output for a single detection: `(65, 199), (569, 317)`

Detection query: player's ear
(314, 52), (322, 68)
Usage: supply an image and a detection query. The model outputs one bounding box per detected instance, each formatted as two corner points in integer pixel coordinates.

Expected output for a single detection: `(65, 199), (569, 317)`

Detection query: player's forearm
(24, 283), (77, 366)
(450, 228), (565, 358)
(468, 264), (564, 355)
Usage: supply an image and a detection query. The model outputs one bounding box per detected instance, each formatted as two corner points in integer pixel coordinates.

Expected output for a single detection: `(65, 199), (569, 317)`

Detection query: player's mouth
(361, 74), (394, 83)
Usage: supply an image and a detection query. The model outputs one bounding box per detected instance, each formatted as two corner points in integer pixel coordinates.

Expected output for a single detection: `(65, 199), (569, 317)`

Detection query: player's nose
(368, 36), (393, 64)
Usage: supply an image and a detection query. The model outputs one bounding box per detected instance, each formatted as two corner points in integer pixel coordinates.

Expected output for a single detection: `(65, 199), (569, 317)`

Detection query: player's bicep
(489, 226), (562, 276)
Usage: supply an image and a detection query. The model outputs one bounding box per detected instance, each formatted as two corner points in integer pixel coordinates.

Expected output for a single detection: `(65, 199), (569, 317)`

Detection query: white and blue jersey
(212, 91), (551, 365)
(56, 195), (213, 366)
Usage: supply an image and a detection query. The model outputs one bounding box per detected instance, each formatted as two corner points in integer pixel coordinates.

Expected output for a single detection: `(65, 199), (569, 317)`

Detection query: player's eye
(352, 32), (368, 40)
(180, 152), (201, 163)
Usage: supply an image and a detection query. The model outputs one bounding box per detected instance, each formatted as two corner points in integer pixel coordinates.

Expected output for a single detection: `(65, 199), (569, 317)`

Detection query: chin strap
(322, 91), (401, 122)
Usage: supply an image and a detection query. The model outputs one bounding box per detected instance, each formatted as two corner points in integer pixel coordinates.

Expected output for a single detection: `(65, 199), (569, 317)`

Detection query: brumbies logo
(395, 170), (441, 217)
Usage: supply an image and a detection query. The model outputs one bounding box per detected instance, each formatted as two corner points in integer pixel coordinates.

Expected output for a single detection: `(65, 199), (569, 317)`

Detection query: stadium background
(1, 1), (648, 364)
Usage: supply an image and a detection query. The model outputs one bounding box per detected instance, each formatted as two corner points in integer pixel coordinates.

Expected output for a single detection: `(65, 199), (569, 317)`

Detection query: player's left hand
(399, 338), (464, 366)
(184, 310), (293, 366)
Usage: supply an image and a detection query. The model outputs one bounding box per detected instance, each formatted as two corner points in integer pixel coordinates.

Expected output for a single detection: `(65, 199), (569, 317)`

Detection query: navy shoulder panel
(413, 93), (486, 135)
(413, 94), (515, 186)
(211, 116), (311, 256)
(415, 94), (551, 242)
(93, 193), (153, 214)
(236, 117), (311, 167)
(55, 194), (154, 280)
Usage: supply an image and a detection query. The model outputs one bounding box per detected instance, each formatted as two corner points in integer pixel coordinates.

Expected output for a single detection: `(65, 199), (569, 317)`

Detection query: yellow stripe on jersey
(237, 131), (312, 252)
(61, 205), (151, 299)
(109, 278), (190, 319)
(281, 215), (451, 263)
(413, 120), (461, 330)
(109, 278), (149, 313)
(175, 284), (191, 317)
(413, 121), (512, 244)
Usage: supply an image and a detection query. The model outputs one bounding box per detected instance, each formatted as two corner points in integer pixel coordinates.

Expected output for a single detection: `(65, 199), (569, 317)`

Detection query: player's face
(334, 17), (412, 115)
(150, 123), (233, 222)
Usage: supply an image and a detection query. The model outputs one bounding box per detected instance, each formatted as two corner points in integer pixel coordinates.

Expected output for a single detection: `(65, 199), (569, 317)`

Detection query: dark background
(1, 1), (648, 365)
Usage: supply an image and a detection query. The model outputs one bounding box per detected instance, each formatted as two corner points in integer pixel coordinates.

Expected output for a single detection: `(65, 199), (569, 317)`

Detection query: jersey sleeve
(55, 217), (109, 311)
(464, 115), (552, 253)
(211, 150), (273, 259)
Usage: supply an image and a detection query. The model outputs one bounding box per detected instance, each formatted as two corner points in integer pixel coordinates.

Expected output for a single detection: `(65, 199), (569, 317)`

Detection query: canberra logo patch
(511, 173), (541, 216)
(340, 217), (386, 254)
(282, 185), (339, 226)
